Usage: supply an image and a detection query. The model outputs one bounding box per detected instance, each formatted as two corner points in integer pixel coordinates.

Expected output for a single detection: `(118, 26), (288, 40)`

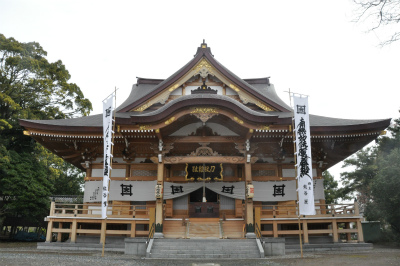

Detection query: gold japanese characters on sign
(185, 163), (223, 181)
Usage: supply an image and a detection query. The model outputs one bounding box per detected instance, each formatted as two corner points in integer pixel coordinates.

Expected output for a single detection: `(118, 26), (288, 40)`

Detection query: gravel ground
(0, 242), (399, 266)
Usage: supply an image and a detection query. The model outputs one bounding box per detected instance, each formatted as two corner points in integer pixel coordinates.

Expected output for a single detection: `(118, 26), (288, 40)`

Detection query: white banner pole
(101, 89), (116, 257)
(293, 96), (315, 216)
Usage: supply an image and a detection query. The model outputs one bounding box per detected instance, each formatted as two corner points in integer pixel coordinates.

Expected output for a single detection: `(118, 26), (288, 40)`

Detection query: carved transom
(190, 107), (219, 123)
(189, 143), (221, 157)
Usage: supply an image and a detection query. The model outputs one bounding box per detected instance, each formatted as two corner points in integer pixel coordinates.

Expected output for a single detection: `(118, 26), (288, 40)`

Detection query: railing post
(354, 199), (360, 215)
(50, 201), (55, 216)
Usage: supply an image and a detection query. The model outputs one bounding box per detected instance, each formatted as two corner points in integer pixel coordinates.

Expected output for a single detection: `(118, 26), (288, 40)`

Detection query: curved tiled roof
(19, 42), (391, 135)
(20, 94), (391, 134)
(131, 94), (278, 118)
(118, 43), (292, 113)
(116, 83), (158, 112)
(249, 83), (292, 111)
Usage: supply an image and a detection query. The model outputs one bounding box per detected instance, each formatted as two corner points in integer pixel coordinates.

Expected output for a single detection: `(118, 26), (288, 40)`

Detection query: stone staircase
(148, 239), (261, 258)
(188, 219), (220, 239)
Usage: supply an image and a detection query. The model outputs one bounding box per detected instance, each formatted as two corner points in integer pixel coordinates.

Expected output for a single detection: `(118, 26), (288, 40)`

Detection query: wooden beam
(246, 129), (254, 140)
(162, 156), (246, 164)
(164, 136), (244, 143)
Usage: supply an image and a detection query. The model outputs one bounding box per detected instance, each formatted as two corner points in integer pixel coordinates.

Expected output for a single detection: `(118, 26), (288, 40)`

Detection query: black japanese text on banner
(102, 95), (114, 219)
(293, 96), (315, 215)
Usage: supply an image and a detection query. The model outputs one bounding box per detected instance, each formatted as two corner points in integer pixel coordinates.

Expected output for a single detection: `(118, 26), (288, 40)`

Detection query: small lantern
(246, 184), (254, 198)
(155, 184), (163, 199)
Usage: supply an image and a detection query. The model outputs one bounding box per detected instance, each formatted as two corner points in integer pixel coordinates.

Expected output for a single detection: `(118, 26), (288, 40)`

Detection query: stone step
(149, 253), (259, 259)
(148, 239), (261, 258)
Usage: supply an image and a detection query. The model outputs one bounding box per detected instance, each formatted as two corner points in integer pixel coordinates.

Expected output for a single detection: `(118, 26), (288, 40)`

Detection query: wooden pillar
(332, 219), (338, 243)
(70, 219), (77, 243)
(273, 221), (278, 238)
(46, 201), (55, 242)
(45, 220), (53, 242)
(100, 219), (106, 244)
(244, 161), (254, 234)
(130, 220), (136, 238)
(57, 222), (63, 242)
(149, 207), (156, 229)
(155, 161), (164, 234)
(302, 220), (309, 244)
(345, 222), (352, 241)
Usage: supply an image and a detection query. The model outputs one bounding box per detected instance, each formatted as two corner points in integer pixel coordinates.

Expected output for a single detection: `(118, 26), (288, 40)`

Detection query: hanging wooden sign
(185, 163), (223, 181)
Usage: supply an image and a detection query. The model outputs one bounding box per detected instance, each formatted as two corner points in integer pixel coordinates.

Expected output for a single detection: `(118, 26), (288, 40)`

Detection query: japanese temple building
(20, 41), (390, 245)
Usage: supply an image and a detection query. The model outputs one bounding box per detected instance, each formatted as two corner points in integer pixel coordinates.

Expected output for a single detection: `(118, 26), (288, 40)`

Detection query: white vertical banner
(293, 96), (315, 215)
(102, 95), (114, 219)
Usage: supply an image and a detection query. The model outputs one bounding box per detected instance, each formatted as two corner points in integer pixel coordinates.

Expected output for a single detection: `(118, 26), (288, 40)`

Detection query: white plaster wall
(170, 87), (182, 95)
(92, 168), (126, 177)
(173, 195), (188, 210)
(226, 87), (238, 95)
(220, 195), (235, 210)
(282, 168), (318, 177)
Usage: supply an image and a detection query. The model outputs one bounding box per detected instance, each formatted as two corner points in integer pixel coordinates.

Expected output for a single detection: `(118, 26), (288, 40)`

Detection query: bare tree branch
(352, 0), (400, 46)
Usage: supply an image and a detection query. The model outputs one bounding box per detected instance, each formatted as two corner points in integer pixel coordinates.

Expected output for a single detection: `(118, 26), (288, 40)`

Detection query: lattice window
(50, 195), (83, 203)
(223, 166), (234, 176)
(172, 170), (186, 177)
(251, 169), (276, 177)
(132, 170), (157, 176)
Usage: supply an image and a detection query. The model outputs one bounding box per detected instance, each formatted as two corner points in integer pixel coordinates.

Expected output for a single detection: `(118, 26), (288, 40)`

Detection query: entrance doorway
(189, 188), (219, 218)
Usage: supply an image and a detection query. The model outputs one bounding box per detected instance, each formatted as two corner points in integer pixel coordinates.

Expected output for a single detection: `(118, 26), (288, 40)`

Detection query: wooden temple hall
(20, 41), (390, 246)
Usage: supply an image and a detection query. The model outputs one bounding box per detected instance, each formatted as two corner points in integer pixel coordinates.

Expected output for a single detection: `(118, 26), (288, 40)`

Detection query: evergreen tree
(0, 34), (91, 227)
(340, 112), (400, 240)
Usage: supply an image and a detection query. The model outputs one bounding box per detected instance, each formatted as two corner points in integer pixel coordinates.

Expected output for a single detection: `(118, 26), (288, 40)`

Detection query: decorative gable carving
(189, 143), (221, 157)
(190, 107), (219, 123)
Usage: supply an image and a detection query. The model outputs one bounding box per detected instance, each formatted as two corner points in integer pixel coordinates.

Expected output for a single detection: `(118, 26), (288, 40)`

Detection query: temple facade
(20, 41), (390, 244)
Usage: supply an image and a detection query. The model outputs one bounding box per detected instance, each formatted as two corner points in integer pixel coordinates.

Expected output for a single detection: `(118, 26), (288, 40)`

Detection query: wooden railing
(49, 202), (149, 218)
(259, 203), (359, 218)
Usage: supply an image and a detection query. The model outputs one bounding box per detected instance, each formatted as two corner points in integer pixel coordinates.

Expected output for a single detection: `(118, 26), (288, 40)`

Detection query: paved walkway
(0, 242), (399, 266)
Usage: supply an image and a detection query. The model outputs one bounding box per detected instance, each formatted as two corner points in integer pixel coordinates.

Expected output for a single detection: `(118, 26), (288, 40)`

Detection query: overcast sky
(1, 0), (399, 178)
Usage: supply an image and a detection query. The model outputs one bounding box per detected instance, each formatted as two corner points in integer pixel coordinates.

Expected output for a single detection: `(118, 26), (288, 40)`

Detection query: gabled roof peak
(195, 39), (213, 57)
